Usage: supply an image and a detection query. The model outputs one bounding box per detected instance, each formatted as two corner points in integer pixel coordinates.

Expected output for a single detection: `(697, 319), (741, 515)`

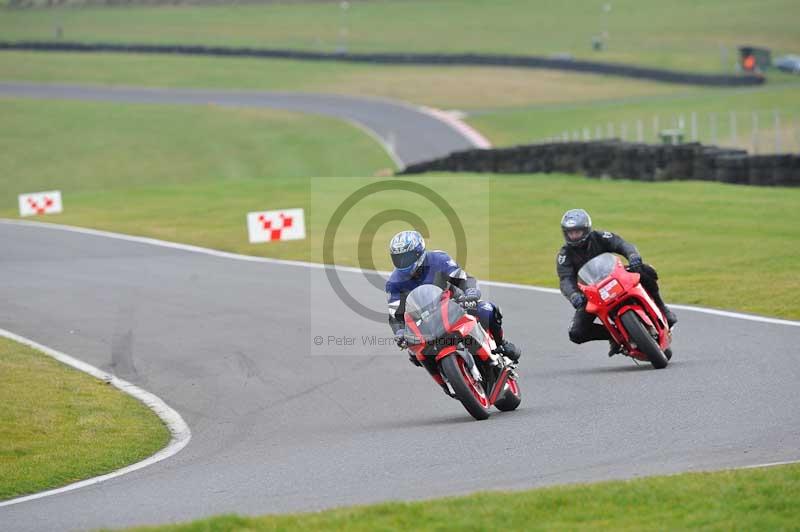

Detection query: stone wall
(399, 140), (800, 186)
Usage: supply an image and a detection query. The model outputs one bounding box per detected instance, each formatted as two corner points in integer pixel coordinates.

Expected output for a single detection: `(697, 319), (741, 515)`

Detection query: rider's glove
(394, 328), (408, 349)
(569, 292), (587, 309)
(628, 254), (644, 272)
(460, 287), (481, 309)
(408, 353), (422, 367)
(463, 287), (481, 302)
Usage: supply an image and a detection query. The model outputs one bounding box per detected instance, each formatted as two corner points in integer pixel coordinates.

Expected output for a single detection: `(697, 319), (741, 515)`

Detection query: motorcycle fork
(488, 366), (512, 405)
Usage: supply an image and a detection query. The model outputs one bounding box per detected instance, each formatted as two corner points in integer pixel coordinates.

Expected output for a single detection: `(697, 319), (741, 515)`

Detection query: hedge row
(398, 140), (800, 187)
(0, 41), (764, 87)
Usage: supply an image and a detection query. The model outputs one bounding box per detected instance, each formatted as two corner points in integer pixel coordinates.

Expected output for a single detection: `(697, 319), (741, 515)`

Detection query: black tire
(440, 354), (491, 420)
(620, 310), (669, 369)
(664, 347), (673, 361)
(493, 378), (521, 412)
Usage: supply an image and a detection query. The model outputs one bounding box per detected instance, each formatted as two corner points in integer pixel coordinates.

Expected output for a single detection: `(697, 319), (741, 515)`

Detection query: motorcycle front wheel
(620, 310), (669, 369)
(440, 354), (491, 420)
(493, 377), (522, 412)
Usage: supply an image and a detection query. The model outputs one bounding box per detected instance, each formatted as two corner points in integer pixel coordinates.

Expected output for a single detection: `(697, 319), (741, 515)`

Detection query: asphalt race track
(0, 82), (485, 168)
(1, 221), (799, 531)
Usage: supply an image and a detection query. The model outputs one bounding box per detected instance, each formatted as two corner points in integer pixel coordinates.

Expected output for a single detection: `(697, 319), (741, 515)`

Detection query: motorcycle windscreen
(404, 284), (468, 343)
(577, 253), (617, 285)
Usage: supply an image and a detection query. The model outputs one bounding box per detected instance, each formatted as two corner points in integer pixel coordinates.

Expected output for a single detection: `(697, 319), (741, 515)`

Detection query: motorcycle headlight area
(599, 279), (624, 301)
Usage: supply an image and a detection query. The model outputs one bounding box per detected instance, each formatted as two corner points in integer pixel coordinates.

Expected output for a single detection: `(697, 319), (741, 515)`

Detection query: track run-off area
(0, 219), (798, 531)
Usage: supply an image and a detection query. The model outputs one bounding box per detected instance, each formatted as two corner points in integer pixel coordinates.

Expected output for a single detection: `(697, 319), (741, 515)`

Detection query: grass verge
(2, 0), (799, 72)
(0, 96), (393, 204)
(0, 336), (171, 500)
(126, 464), (800, 531)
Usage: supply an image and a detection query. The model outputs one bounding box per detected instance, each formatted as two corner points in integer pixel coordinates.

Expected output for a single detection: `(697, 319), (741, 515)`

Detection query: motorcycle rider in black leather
(556, 209), (678, 356)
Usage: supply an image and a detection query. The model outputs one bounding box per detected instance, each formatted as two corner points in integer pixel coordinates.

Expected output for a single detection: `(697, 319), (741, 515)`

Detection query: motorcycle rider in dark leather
(556, 209), (678, 356)
(386, 231), (521, 389)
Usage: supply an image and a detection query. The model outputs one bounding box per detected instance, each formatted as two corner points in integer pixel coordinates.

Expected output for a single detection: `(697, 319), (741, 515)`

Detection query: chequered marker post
(18, 191), (63, 217)
(247, 208), (306, 243)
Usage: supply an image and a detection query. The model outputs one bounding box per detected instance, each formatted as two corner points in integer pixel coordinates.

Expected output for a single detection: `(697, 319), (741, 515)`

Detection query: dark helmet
(389, 230), (427, 278)
(561, 209), (592, 247)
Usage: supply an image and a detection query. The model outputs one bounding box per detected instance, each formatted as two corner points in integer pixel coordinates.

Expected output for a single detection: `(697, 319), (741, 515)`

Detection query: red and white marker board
(247, 208), (306, 243)
(18, 191), (63, 217)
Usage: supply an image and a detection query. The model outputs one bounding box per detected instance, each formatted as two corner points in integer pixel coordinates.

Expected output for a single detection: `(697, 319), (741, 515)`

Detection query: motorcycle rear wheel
(620, 310), (669, 369)
(440, 354), (491, 420)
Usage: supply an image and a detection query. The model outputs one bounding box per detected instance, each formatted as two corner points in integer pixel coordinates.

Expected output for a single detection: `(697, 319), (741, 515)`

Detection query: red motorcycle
(403, 283), (521, 420)
(577, 253), (673, 369)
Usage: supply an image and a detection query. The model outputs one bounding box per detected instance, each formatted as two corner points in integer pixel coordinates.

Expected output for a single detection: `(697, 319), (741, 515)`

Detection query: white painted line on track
(737, 459), (800, 470)
(341, 117), (405, 170)
(0, 329), (191, 508)
(2, 218), (798, 328)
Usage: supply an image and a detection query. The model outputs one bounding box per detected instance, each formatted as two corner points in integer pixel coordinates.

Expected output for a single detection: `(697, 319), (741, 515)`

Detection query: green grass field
(0, 336), (170, 500)
(126, 464), (800, 531)
(2, 0), (799, 72)
(2, 97), (798, 319)
(0, 96), (394, 203)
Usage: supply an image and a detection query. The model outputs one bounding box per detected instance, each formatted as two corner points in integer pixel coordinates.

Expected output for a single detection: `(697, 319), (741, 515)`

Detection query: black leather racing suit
(556, 230), (666, 344)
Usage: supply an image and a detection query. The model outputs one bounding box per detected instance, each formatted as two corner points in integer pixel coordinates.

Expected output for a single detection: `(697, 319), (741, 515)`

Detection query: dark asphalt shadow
(534, 357), (706, 378)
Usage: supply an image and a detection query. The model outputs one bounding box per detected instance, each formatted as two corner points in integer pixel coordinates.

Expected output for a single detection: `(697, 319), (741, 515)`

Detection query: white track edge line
(0, 328), (191, 508)
(737, 459), (800, 470)
(341, 118), (405, 170)
(1, 217), (798, 328)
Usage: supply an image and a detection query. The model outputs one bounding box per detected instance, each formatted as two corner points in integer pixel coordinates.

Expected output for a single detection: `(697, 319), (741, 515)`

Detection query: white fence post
(710, 113), (717, 145)
(636, 119), (644, 142)
(690, 112), (697, 141)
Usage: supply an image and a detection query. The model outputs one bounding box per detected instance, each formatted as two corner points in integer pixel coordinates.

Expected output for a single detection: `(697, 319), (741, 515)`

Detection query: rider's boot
(655, 302), (678, 328)
(649, 289), (678, 328)
(662, 305), (678, 328)
(608, 339), (622, 357)
(497, 340), (521, 362)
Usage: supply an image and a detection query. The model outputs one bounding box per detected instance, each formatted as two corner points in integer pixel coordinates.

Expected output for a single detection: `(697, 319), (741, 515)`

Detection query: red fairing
(579, 255), (671, 360)
(435, 345), (459, 362)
